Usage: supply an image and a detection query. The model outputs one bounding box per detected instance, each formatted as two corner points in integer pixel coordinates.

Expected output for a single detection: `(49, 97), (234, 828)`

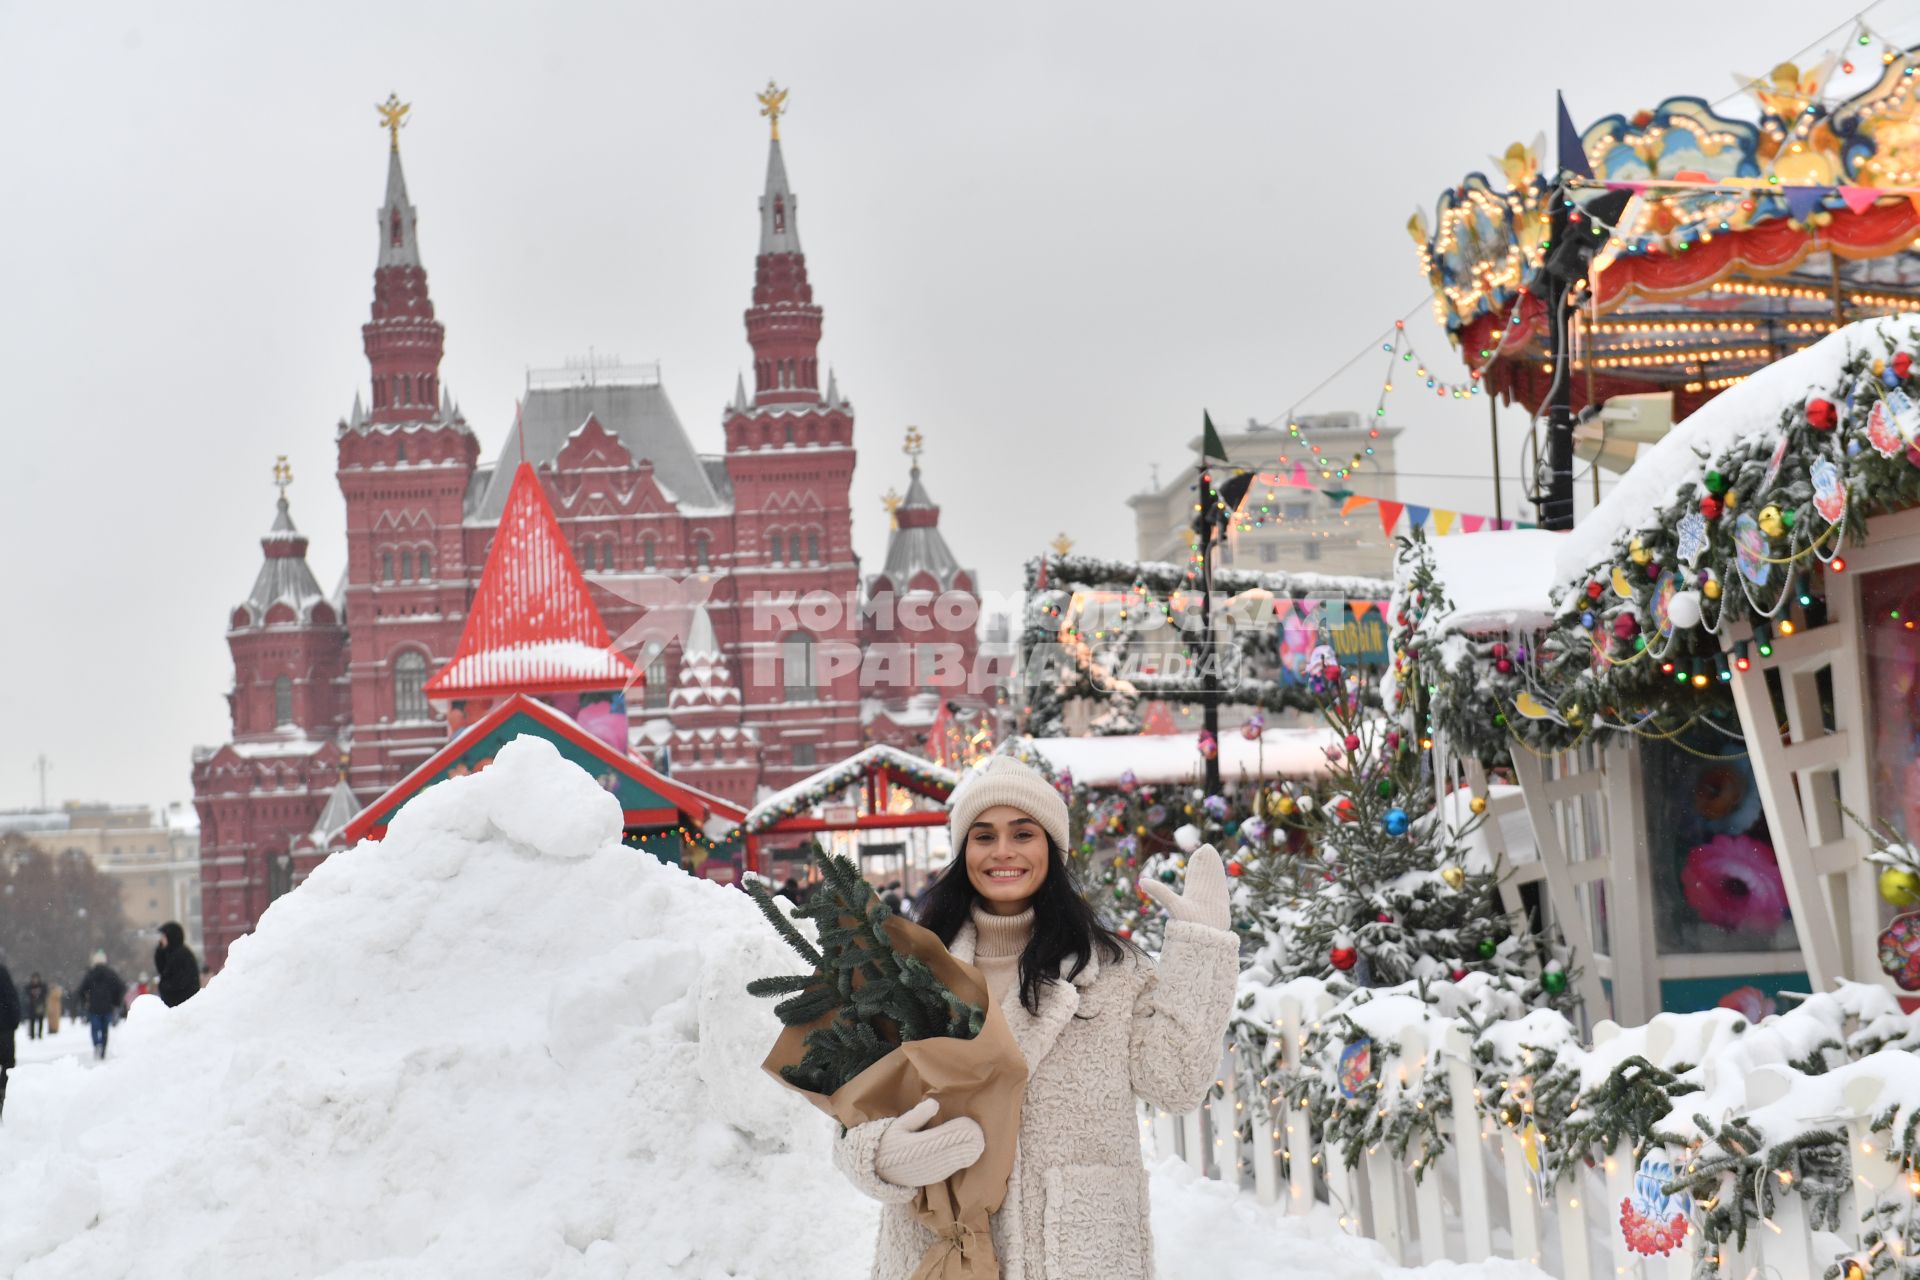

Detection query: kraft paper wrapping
(763, 913), (1027, 1280)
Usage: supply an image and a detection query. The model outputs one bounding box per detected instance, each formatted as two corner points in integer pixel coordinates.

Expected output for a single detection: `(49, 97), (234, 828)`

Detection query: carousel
(1405, 26), (1920, 1018)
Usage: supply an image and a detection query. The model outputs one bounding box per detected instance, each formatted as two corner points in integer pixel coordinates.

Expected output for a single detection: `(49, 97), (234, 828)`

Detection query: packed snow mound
(0, 736), (1554, 1280)
(0, 736), (861, 1279)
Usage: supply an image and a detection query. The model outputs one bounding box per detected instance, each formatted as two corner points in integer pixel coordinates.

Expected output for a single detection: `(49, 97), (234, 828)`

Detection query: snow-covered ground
(14, 1019), (94, 1068)
(0, 737), (1547, 1279)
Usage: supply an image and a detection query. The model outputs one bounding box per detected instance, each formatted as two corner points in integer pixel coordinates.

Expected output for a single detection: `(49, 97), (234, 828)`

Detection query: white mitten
(873, 1097), (986, 1188)
(1139, 843), (1231, 931)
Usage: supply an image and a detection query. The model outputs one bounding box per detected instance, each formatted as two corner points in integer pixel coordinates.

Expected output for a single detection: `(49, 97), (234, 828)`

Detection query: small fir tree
(746, 846), (983, 1096)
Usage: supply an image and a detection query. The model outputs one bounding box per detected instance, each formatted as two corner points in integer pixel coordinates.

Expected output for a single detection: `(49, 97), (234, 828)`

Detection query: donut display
(1681, 834), (1789, 932)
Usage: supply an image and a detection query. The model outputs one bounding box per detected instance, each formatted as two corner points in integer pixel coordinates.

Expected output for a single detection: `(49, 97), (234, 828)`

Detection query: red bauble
(1585, 580), (1604, 600)
(1495, 659), (1513, 674)
(1700, 494), (1723, 520)
(1343, 733), (1361, 752)
(1333, 797), (1357, 823)
(1226, 860), (1244, 877)
(1612, 613), (1638, 639)
(1897, 352), (1914, 380)
(1329, 946), (1358, 971)
(1117, 927), (1132, 939)
(1450, 967), (1468, 982)
(1806, 398), (1837, 430)
(1490, 642), (1508, 659)
(1376, 911), (1393, 923)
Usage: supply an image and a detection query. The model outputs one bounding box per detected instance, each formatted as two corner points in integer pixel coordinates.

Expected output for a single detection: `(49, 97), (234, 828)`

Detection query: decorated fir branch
(745, 847), (983, 1097)
(1401, 317), (1920, 761)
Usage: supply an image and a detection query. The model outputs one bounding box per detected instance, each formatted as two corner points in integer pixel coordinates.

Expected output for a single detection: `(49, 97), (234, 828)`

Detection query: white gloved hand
(1139, 843), (1232, 932)
(873, 1097), (986, 1189)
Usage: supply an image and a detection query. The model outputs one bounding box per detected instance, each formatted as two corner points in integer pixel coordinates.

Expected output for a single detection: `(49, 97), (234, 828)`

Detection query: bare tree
(0, 833), (141, 989)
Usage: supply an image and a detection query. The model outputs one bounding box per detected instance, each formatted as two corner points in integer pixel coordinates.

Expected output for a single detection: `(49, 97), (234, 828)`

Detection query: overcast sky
(0, 0), (1893, 809)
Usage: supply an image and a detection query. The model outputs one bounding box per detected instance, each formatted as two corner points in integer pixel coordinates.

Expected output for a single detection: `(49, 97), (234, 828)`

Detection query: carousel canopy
(1415, 40), (1920, 418)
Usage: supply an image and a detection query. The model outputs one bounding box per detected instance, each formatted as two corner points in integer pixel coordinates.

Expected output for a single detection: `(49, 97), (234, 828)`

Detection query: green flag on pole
(1200, 411), (1228, 463)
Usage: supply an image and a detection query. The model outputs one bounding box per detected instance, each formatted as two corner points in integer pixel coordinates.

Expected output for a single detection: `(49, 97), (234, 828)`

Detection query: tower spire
(362, 93), (444, 426)
(744, 83), (822, 408)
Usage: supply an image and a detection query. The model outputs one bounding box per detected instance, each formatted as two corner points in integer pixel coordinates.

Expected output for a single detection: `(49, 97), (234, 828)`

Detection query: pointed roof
(732, 372), (748, 412)
(879, 464), (966, 588)
(427, 463), (635, 700)
(824, 369), (842, 408)
(669, 605), (743, 711)
(308, 780), (361, 846)
(377, 146), (422, 268)
(758, 138), (801, 255)
(242, 497), (330, 623)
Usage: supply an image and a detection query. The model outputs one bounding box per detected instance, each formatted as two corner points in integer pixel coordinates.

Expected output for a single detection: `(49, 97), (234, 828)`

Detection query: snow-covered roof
(1419, 529), (1565, 635)
(875, 465), (970, 591)
(1026, 727), (1334, 789)
(735, 744), (959, 836)
(429, 463), (634, 700)
(238, 497), (331, 626)
(1551, 317), (1895, 588)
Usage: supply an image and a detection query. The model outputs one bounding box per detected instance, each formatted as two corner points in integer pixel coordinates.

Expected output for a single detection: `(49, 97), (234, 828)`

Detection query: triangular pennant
(1350, 600), (1376, 622)
(1839, 186), (1881, 216)
(1432, 509), (1458, 536)
(1377, 500), (1405, 536)
(1557, 92), (1594, 179)
(1289, 461), (1310, 488)
(1340, 495), (1374, 517)
(1404, 504), (1431, 530)
(1783, 186), (1826, 222)
(1460, 514), (1486, 534)
(1200, 411), (1229, 463)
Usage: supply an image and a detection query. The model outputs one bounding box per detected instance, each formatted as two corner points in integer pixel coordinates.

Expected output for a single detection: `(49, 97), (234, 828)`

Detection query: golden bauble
(1881, 865), (1920, 908)
(1703, 576), (1722, 600)
(1469, 796), (1488, 815)
(1758, 505), (1785, 538)
(1440, 865), (1467, 889)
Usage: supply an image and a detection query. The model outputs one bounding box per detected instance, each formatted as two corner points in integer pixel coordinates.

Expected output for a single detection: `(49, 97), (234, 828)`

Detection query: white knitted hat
(947, 755), (1070, 853)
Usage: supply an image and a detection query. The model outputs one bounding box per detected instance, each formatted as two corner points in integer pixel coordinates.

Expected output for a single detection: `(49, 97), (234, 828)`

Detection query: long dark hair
(914, 836), (1133, 1015)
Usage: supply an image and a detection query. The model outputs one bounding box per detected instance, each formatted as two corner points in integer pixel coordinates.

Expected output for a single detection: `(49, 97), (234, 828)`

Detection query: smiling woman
(832, 753), (1240, 1279)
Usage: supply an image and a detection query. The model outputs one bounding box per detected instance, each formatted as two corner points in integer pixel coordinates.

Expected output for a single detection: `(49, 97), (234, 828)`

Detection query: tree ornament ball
(1541, 968), (1569, 995)
(1226, 860), (1244, 877)
(1667, 590), (1703, 630)
(1450, 967), (1469, 982)
(1586, 580), (1604, 600)
(1383, 808), (1410, 836)
(1376, 778), (1394, 798)
(1880, 865), (1920, 908)
(1898, 351), (1914, 380)
(1703, 574), (1722, 600)
(1629, 537), (1650, 565)
(1343, 733), (1361, 752)
(1333, 796), (1357, 823)
(1703, 469), (1727, 495)
(1806, 397), (1838, 430)
(1699, 494), (1722, 520)
(1758, 505), (1786, 538)
(1117, 926), (1132, 939)
(1477, 937), (1498, 959)
(1159, 868), (1179, 883)
(1276, 795), (1297, 817)
(1377, 911), (1393, 924)
(1781, 507), (1796, 530)
(1469, 795), (1488, 815)
(1329, 946), (1359, 972)
(1440, 864), (1467, 889)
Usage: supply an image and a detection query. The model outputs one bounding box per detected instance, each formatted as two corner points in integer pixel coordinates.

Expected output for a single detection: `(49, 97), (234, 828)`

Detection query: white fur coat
(831, 919), (1239, 1279)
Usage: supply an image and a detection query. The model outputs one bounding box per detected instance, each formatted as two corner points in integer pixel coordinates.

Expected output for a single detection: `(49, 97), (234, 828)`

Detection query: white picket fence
(1143, 989), (1908, 1280)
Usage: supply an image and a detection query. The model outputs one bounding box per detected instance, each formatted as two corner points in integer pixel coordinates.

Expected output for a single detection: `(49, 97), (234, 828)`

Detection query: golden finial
(377, 93), (410, 152)
(273, 455), (293, 498)
(1050, 532), (1075, 557)
(903, 426), (925, 467)
(757, 81), (789, 141)
(881, 488), (903, 530)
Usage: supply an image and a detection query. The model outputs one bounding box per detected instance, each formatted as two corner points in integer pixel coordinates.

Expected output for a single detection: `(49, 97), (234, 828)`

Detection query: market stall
(730, 745), (959, 890)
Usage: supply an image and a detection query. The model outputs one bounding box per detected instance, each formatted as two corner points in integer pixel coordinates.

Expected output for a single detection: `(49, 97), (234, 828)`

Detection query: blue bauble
(1384, 808), (1409, 836)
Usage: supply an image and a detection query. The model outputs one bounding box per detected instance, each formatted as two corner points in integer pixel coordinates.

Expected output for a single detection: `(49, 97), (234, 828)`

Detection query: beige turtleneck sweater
(970, 904), (1033, 1008)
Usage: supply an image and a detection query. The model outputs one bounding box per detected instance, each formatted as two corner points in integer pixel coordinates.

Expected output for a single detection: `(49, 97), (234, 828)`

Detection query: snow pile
(1420, 530), (1565, 635)
(0, 736), (859, 1279)
(0, 736), (1552, 1280)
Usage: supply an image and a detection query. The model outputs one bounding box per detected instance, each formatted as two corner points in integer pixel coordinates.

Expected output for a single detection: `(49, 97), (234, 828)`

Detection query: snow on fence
(1143, 982), (1920, 1280)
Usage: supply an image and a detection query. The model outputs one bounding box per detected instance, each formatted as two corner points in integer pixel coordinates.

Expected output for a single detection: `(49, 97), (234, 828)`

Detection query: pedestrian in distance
(155, 921), (201, 1008)
(75, 952), (127, 1060)
(831, 753), (1239, 1278)
(0, 955), (19, 1119)
(46, 983), (62, 1035)
(881, 879), (904, 913)
(24, 972), (47, 1040)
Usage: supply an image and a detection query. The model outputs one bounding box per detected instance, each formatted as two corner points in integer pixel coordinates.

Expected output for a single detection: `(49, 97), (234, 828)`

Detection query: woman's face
(965, 804), (1050, 914)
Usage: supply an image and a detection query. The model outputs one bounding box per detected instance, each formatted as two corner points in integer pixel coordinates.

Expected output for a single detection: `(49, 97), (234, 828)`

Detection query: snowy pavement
(0, 740), (1550, 1279)
(14, 1021), (96, 1068)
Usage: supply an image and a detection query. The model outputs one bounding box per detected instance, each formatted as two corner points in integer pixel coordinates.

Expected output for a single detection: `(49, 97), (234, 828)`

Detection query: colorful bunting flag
(1376, 500), (1405, 537)
(1432, 509), (1457, 536)
(1340, 494), (1374, 517)
(1460, 514), (1486, 534)
(1405, 504), (1430, 530)
(1839, 186), (1881, 215)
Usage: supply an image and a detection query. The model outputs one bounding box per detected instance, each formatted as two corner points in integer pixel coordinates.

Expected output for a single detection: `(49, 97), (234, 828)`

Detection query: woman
(832, 755), (1237, 1279)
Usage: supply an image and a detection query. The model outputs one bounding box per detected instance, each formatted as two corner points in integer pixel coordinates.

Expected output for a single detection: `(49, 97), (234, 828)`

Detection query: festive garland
(1407, 316), (1920, 762)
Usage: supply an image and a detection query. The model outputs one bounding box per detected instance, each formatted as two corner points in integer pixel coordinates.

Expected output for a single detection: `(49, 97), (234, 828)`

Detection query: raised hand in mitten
(1139, 843), (1232, 932)
(873, 1097), (986, 1189)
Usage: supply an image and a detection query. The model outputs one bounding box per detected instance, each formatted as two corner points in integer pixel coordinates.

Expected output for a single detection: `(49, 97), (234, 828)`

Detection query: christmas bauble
(1703, 574), (1722, 600)
(1450, 967), (1468, 982)
(1758, 505), (1785, 538)
(1629, 537), (1650, 565)
(1477, 938), (1497, 959)
(1384, 808), (1409, 836)
(1343, 733), (1361, 752)
(1276, 796), (1296, 817)
(1880, 865), (1920, 908)
(1377, 778), (1394, 798)
(1159, 868), (1178, 883)
(1333, 797), (1356, 823)
(1329, 946), (1358, 971)
(1703, 469), (1727, 495)
(1700, 494), (1722, 520)
(1806, 397), (1837, 430)
(1376, 911), (1393, 924)
(1541, 968), (1568, 995)
(1440, 864), (1466, 889)
(1469, 795), (1487, 815)
(1226, 860), (1244, 877)
(1668, 590), (1703, 630)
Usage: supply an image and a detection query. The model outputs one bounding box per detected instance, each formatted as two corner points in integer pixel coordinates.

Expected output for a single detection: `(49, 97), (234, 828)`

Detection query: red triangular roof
(425, 463), (635, 700)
